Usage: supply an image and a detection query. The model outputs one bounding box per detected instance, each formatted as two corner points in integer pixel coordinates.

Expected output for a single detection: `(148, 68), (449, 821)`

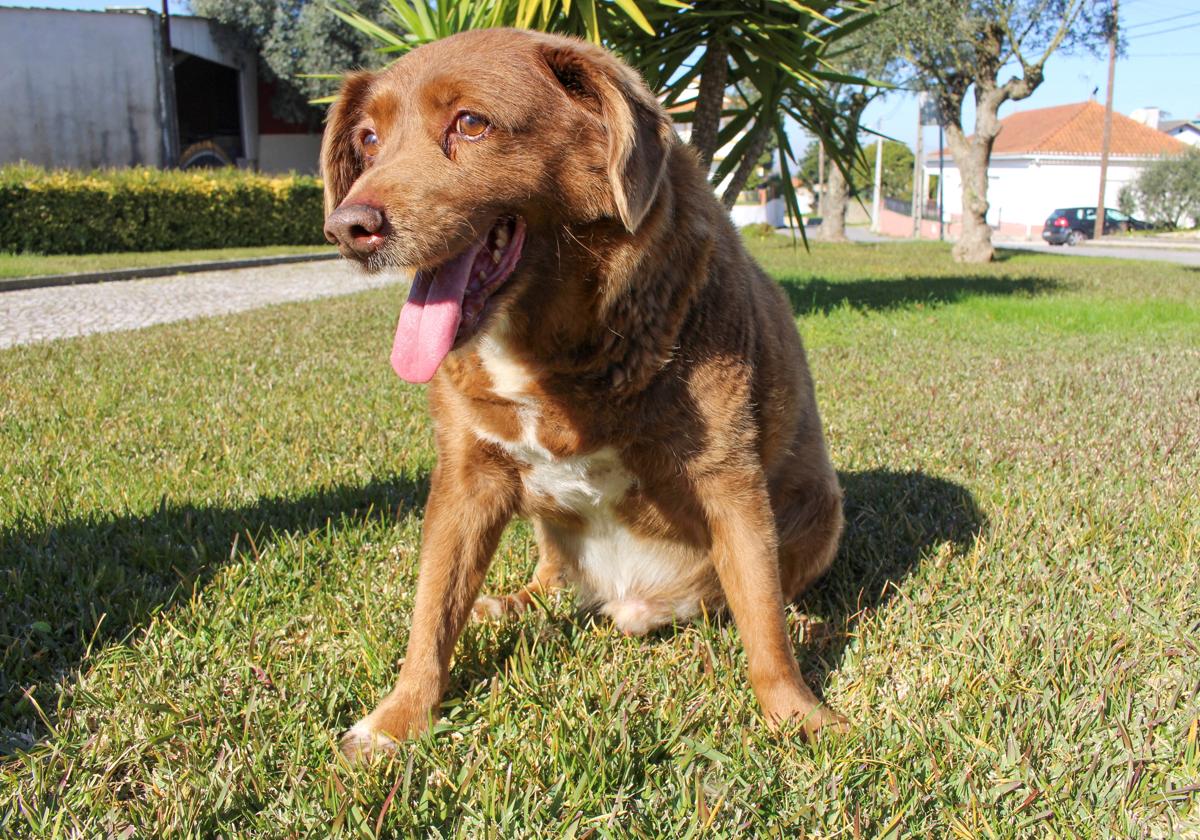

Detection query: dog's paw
(339, 721), (400, 764)
(802, 705), (850, 740)
(471, 593), (530, 623)
(770, 703), (850, 742)
(471, 594), (509, 622)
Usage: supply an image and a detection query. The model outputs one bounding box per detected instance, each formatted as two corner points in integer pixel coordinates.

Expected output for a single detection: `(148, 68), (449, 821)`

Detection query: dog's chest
(473, 335), (703, 629)
(474, 334), (632, 516)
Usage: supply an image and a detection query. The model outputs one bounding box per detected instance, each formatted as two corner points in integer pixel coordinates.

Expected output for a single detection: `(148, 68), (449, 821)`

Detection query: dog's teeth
(492, 249), (502, 264)
(477, 270), (487, 280)
(494, 228), (509, 248)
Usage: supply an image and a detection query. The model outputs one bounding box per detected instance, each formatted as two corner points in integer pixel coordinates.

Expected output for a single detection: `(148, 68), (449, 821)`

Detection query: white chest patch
(473, 333), (704, 634)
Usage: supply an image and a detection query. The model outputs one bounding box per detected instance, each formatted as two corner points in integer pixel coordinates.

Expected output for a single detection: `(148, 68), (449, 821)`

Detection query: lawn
(0, 245), (335, 280)
(1, 240), (1197, 837)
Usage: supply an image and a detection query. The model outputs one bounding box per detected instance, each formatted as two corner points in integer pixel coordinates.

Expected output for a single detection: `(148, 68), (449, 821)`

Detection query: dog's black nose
(324, 203), (386, 260)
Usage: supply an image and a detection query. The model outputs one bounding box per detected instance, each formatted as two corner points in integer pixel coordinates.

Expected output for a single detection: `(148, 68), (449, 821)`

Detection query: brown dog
(321, 28), (846, 761)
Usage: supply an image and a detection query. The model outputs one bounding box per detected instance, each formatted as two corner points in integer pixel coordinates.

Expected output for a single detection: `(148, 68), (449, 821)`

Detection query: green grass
(1, 240), (1198, 837)
(0, 245), (335, 280)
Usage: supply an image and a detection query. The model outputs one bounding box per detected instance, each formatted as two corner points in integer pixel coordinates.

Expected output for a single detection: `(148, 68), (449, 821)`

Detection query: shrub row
(0, 164), (326, 255)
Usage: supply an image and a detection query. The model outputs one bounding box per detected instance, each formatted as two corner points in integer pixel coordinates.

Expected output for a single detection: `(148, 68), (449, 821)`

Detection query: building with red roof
(925, 100), (1189, 236)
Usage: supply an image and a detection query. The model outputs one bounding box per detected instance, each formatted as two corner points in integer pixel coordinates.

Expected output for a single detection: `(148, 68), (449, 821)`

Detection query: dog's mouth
(390, 216), (526, 383)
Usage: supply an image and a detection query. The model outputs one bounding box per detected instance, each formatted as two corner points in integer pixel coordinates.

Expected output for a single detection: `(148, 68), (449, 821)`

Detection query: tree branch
(719, 117), (774, 210)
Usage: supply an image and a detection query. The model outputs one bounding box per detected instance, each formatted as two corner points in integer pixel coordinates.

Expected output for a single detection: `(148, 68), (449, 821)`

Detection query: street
(842, 226), (1200, 266)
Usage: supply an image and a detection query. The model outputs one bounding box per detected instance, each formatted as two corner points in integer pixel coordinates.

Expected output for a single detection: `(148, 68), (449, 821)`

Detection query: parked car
(1042, 207), (1151, 246)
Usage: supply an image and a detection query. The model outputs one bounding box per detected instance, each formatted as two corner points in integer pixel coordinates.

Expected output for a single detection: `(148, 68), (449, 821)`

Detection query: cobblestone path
(0, 260), (403, 349)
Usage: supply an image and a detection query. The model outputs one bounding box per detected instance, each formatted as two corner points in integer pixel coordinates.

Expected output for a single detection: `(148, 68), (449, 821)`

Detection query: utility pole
(871, 131), (884, 232)
(912, 103), (924, 237)
(1094, 0), (1117, 241)
(817, 142), (826, 219)
(938, 122), (945, 241)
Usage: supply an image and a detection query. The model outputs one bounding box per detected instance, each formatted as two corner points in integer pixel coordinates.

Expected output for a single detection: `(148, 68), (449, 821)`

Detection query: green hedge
(0, 164), (326, 255)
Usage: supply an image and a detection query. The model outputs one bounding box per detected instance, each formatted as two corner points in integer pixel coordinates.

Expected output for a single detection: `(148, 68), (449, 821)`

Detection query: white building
(927, 101), (1189, 234)
(1161, 120), (1200, 148)
(0, 6), (324, 173)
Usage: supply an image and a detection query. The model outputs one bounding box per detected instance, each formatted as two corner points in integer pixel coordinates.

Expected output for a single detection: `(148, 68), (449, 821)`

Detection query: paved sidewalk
(0, 260), (405, 349)
(998, 239), (1200, 266)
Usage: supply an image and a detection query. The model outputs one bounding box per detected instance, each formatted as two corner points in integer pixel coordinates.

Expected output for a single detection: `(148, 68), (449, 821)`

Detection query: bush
(1117, 184), (1137, 219)
(0, 164), (326, 255)
(1129, 150), (1200, 230)
(741, 221), (777, 238)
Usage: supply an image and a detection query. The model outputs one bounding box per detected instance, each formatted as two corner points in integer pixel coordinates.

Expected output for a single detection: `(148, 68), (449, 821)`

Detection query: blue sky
(866, 0), (1200, 149)
(7, 0), (1198, 153)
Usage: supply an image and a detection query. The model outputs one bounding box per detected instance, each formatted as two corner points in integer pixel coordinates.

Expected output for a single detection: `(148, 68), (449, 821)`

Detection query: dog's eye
(455, 113), (488, 139)
(361, 131), (381, 157)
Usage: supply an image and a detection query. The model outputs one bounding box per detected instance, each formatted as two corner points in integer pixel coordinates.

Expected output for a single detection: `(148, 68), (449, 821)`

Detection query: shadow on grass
(778, 273), (1056, 316)
(1, 466), (981, 758)
(798, 468), (984, 693)
(0, 473), (430, 755)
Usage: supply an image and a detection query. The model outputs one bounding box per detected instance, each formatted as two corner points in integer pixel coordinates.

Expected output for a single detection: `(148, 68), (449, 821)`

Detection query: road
(842, 226), (1200, 266)
(998, 240), (1200, 267)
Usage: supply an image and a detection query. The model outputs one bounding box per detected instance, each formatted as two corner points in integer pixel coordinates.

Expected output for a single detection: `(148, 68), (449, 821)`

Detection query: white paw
(339, 721), (399, 763)
(602, 599), (673, 636)
(471, 594), (508, 622)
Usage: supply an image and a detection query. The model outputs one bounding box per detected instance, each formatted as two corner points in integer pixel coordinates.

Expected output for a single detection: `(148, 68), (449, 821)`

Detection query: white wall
(933, 156), (1149, 226)
(731, 198), (786, 228)
(0, 8), (167, 168)
(1168, 127), (1200, 148)
(259, 134), (323, 174)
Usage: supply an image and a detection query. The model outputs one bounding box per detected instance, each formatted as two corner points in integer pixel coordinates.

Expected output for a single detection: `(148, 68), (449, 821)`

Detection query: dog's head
(320, 28), (675, 383)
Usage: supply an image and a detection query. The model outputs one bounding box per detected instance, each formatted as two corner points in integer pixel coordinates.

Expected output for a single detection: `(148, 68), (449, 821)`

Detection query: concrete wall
(0, 8), (169, 168)
(259, 134), (323, 174)
(730, 198), (786, 228)
(932, 156), (1148, 226)
(876, 206), (1036, 241)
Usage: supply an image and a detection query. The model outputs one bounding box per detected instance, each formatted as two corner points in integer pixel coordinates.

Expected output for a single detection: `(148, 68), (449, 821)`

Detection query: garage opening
(173, 52), (243, 168)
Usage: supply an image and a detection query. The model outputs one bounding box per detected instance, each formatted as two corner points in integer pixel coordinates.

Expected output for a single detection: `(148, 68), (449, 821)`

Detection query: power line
(1126, 19), (1200, 38)
(1124, 8), (1200, 29)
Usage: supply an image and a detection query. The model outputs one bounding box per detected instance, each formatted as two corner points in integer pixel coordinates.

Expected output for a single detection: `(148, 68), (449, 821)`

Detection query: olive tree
(877, 0), (1110, 262)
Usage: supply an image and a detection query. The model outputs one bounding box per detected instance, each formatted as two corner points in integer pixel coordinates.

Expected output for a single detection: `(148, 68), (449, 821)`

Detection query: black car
(1042, 207), (1151, 245)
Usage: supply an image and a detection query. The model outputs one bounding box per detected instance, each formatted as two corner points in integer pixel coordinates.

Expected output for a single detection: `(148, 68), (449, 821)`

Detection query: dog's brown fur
(321, 28), (847, 761)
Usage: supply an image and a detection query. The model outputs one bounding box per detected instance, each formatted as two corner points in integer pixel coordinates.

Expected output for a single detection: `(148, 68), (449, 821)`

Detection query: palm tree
(330, 0), (877, 224)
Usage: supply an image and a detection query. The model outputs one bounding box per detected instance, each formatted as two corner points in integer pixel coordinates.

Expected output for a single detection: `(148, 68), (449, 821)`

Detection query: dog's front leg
(700, 469), (848, 741)
(340, 452), (518, 762)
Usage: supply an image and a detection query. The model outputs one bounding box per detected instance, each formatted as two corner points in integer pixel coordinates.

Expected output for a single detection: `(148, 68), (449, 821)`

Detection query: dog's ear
(540, 42), (674, 233)
(320, 71), (375, 215)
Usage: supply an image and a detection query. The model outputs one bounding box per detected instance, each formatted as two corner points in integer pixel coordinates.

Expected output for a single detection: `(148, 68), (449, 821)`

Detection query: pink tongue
(390, 240), (485, 383)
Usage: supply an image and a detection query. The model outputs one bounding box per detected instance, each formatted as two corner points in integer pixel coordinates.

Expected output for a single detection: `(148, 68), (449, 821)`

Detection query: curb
(1081, 239), (1200, 252)
(0, 251), (341, 294)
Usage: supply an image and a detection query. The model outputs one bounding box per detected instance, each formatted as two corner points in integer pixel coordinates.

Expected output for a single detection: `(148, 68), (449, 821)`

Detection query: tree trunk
(720, 117), (772, 210)
(944, 121), (996, 263)
(947, 133), (993, 262)
(816, 92), (867, 243)
(817, 154), (849, 241)
(690, 39), (728, 173)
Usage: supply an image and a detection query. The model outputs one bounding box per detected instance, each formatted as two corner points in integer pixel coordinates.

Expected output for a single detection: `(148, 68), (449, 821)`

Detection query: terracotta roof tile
(932, 100), (1189, 160)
